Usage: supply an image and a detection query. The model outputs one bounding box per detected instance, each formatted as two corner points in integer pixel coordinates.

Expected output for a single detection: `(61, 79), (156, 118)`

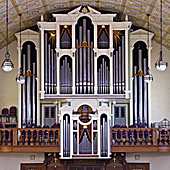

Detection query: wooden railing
(0, 128), (60, 146)
(111, 128), (170, 146)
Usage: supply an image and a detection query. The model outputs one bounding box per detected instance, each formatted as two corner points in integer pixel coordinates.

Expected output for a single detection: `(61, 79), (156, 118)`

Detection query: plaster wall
(0, 41), (18, 112)
(0, 153), (44, 170)
(126, 152), (170, 170)
(151, 40), (170, 123)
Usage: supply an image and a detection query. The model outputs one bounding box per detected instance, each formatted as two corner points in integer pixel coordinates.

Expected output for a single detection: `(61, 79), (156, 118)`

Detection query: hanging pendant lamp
(1, 0), (14, 72)
(16, 14), (25, 84)
(155, 0), (168, 71)
(144, 14), (153, 83)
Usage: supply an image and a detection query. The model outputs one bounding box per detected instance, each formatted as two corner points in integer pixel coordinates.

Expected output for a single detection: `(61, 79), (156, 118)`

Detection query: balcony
(111, 127), (170, 152)
(0, 128), (60, 153)
(0, 127), (170, 153)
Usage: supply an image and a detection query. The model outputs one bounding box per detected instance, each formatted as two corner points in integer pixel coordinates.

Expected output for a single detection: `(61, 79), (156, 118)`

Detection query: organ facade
(15, 6), (153, 159)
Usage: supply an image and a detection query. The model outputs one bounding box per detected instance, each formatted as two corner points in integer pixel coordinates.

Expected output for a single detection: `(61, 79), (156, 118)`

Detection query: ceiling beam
(141, 0), (157, 27)
(119, 0), (126, 21)
(41, 0), (50, 20)
(11, 0), (27, 27)
(70, 0), (73, 9)
(158, 27), (170, 44)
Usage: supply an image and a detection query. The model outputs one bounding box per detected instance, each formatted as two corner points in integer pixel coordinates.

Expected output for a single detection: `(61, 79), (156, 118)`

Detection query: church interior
(0, 0), (170, 170)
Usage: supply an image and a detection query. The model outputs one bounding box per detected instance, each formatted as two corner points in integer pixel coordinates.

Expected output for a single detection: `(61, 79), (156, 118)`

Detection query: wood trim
(126, 163), (149, 170)
(21, 163), (44, 170)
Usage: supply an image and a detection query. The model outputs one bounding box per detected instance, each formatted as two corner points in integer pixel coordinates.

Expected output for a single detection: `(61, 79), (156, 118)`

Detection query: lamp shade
(144, 74), (153, 83)
(16, 74), (25, 84)
(1, 58), (13, 72)
(155, 59), (168, 71)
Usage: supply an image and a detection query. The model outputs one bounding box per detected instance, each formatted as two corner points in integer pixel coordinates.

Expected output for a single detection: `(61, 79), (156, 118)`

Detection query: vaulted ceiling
(0, 0), (169, 50)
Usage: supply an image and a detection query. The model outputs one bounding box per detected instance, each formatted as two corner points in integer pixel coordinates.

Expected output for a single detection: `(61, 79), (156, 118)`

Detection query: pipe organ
(100, 114), (107, 157)
(63, 114), (70, 157)
(44, 31), (57, 94)
(97, 56), (110, 94)
(21, 42), (37, 127)
(35, 5), (153, 159)
(133, 41), (148, 126)
(75, 17), (94, 94)
(60, 56), (72, 94)
(97, 25), (109, 49)
(113, 31), (125, 94)
(60, 25), (72, 49)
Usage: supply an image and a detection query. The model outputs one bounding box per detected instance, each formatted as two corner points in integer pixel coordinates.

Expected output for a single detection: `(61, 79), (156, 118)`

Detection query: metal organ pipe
(32, 63), (36, 125)
(138, 49), (143, 124)
(27, 44), (31, 125)
(103, 117), (105, 156)
(63, 118), (65, 156)
(134, 66), (138, 125)
(113, 55), (116, 94)
(83, 19), (87, 93)
(87, 30), (91, 94)
(48, 44), (51, 94)
(76, 39), (79, 93)
(45, 33), (48, 94)
(116, 51), (119, 94)
(79, 26), (82, 93)
(119, 46), (122, 94)
(122, 36), (125, 93)
(91, 42), (94, 93)
(143, 58), (147, 125)
(65, 57), (68, 93)
(53, 53), (57, 94)
(22, 54), (26, 127)
(51, 49), (54, 94)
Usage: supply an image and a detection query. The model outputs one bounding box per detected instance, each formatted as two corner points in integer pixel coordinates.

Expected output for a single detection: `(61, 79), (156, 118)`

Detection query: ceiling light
(155, 0), (168, 71)
(16, 14), (25, 84)
(1, 0), (14, 72)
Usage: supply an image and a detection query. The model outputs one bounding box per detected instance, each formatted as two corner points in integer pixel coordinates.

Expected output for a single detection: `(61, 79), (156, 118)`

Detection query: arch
(75, 103), (95, 112)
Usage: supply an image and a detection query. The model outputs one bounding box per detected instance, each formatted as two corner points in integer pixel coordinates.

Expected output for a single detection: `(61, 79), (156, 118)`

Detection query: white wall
(126, 152), (170, 170)
(151, 41), (170, 123)
(0, 153), (44, 170)
(0, 41), (18, 112)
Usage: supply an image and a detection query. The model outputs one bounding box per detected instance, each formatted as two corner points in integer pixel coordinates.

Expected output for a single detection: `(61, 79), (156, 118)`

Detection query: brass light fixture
(16, 14), (25, 84)
(155, 0), (168, 71)
(1, 0), (14, 72)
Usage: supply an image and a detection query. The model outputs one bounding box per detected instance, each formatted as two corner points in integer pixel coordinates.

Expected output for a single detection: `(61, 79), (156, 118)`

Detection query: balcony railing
(111, 128), (170, 152)
(0, 128), (60, 152)
(1, 127), (170, 153)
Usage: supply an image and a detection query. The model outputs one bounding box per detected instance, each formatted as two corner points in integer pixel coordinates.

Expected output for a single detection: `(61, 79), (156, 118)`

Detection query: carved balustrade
(0, 128), (60, 146)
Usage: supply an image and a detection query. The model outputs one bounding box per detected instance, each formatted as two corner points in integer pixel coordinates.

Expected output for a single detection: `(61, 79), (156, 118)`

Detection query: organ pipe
(119, 46), (122, 94)
(76, 39), (79, 93)
(91, 42), (94, 93)
(48, 44), (51, 94)
(27, 44), (31, 125)
(83, 19), (87, 93)
(87, 30), (91, 94)
(32, 63), (36, 125)
(138, 49), (143, 124)
(53, 53), (57, 94)
(51, 49), (54, 94)
(79, 26), (83, 93)
(134, 66), (138, 125)
(113, 55), (116, 94)
(44, 33), (48, 94)
(22, 54), (26, 127)
(116, 51), (119, 94)
(122, 36), (125, 92)
(143, 58), (147, 125)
